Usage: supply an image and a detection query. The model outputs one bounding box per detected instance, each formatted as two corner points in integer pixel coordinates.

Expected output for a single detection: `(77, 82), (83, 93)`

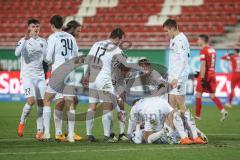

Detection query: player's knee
(56, 98), (64, 110)
(88, 103), (97, 111)
(27, 97), (35, 106)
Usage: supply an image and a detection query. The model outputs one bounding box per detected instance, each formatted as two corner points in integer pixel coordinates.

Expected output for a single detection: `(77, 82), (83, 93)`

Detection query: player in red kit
(221, 49), (240, 108)
(195, 35), (228, 122)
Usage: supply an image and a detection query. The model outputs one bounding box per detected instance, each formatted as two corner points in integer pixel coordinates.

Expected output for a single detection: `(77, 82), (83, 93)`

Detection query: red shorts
(196, 76), (216, 93)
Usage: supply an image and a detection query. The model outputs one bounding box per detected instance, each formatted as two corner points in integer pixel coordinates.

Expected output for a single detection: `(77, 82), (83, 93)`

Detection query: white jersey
(128, 97), (173, 134)
(15, 37), (47, 79)
(87, 39), (123, 84)
(45, 31), (78, 72)
(168, 32), (190, 80)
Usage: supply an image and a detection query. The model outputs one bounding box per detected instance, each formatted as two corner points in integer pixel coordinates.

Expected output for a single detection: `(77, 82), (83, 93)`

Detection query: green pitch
(0, 102), (240, 160)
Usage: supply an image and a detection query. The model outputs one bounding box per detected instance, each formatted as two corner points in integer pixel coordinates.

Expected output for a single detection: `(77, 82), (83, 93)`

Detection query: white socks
(119, 110), (126, 134)
(102, 110), (113, 137)
(43, 106), (51, 135)
(183, 110), (198, 139)
(20, 103), (32, 124)
(54, 109), (63, 135)
(173, 111), (187, 139)
(67, 110), (75, 138)
(36, 106), (43, 132)
(86, 109), (96, 135)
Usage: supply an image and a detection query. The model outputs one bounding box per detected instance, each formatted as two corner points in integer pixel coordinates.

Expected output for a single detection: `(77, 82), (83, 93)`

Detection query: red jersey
(200, 46), (216, 78)
(221, 53), (240, 73)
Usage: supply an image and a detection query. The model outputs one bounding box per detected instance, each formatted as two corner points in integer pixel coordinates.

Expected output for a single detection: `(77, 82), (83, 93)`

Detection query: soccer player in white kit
(42, 15), (79, 142)
(83, 28), (146, 142)
(50, 20), (83, 142)
(163, 19), (205, 144)
(16, 18), (47, 140)
(128, 97), (205, 144)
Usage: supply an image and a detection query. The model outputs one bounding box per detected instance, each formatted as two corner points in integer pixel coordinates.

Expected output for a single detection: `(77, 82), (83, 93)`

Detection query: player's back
(88, 39), (122, 83)
(200, 46), (216, 76)
(142, 97), (172, 116)
(46, 31), (78, 72)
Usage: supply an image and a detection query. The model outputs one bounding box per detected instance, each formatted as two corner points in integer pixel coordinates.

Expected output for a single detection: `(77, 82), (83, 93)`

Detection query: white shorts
(89, 79), (117, 104)
(46, 85), (75, 97)
(168, 76), (188, 95)
(46, 73), (76, 97)
(22, 77), (46, 100)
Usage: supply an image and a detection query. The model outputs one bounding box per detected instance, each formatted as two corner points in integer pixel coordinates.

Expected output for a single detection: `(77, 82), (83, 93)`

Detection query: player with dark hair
(61, 20), (83, 141)
(42, 15), (79, 142)
(16, 18), (47, 140)
(63, 20), (82, 38)
(221, 49), (240, 108)
(195, 34), (228, 122)
(83, 27), (147, 142)
(163, 19), (196, 144)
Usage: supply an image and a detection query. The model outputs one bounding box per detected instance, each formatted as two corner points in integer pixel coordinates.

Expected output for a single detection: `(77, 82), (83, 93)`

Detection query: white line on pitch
(0, 146), (209, 155)
(0, 133), (238, 142)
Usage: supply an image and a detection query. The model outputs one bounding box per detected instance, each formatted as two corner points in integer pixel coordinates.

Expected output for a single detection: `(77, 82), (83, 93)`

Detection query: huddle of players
(15, 16), (226, 144)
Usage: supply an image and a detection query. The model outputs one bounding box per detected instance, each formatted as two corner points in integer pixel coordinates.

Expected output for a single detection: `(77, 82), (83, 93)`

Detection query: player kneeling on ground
(128, 97), (207, 144)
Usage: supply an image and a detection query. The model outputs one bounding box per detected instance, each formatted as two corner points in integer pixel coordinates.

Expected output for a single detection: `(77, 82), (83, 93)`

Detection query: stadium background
(0, 0), (240, 105)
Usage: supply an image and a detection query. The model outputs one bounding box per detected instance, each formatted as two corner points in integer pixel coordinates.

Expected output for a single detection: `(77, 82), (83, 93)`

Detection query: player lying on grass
(127, 97), (206, 144)
(16, 18), (47, 139)
(221, 49), (240, 108)
(195, 34), (228, 122)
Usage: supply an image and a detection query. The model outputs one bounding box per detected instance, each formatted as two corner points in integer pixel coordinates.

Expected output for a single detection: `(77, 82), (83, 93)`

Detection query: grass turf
(0, 102), (240, 160)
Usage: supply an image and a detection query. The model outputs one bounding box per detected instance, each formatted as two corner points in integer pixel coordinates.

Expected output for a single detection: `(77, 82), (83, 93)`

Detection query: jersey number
(61, 39), (73, 56)
(94, 47), (106, 64)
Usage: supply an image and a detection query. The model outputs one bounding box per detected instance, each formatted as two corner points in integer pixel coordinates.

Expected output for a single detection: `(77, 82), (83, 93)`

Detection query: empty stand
(0, 0), (239, 48)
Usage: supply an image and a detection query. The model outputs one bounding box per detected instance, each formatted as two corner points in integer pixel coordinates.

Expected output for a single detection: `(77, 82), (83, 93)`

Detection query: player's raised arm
(15, 38), (27, 57)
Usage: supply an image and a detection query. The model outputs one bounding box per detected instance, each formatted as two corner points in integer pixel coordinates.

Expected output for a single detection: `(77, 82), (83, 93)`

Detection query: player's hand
(24, 29), (31, 40)
(74, 56), (84, 64)
(117, 110), (126, 122)
(201, 79), (207, 88)
(170, 79), (178, 88)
